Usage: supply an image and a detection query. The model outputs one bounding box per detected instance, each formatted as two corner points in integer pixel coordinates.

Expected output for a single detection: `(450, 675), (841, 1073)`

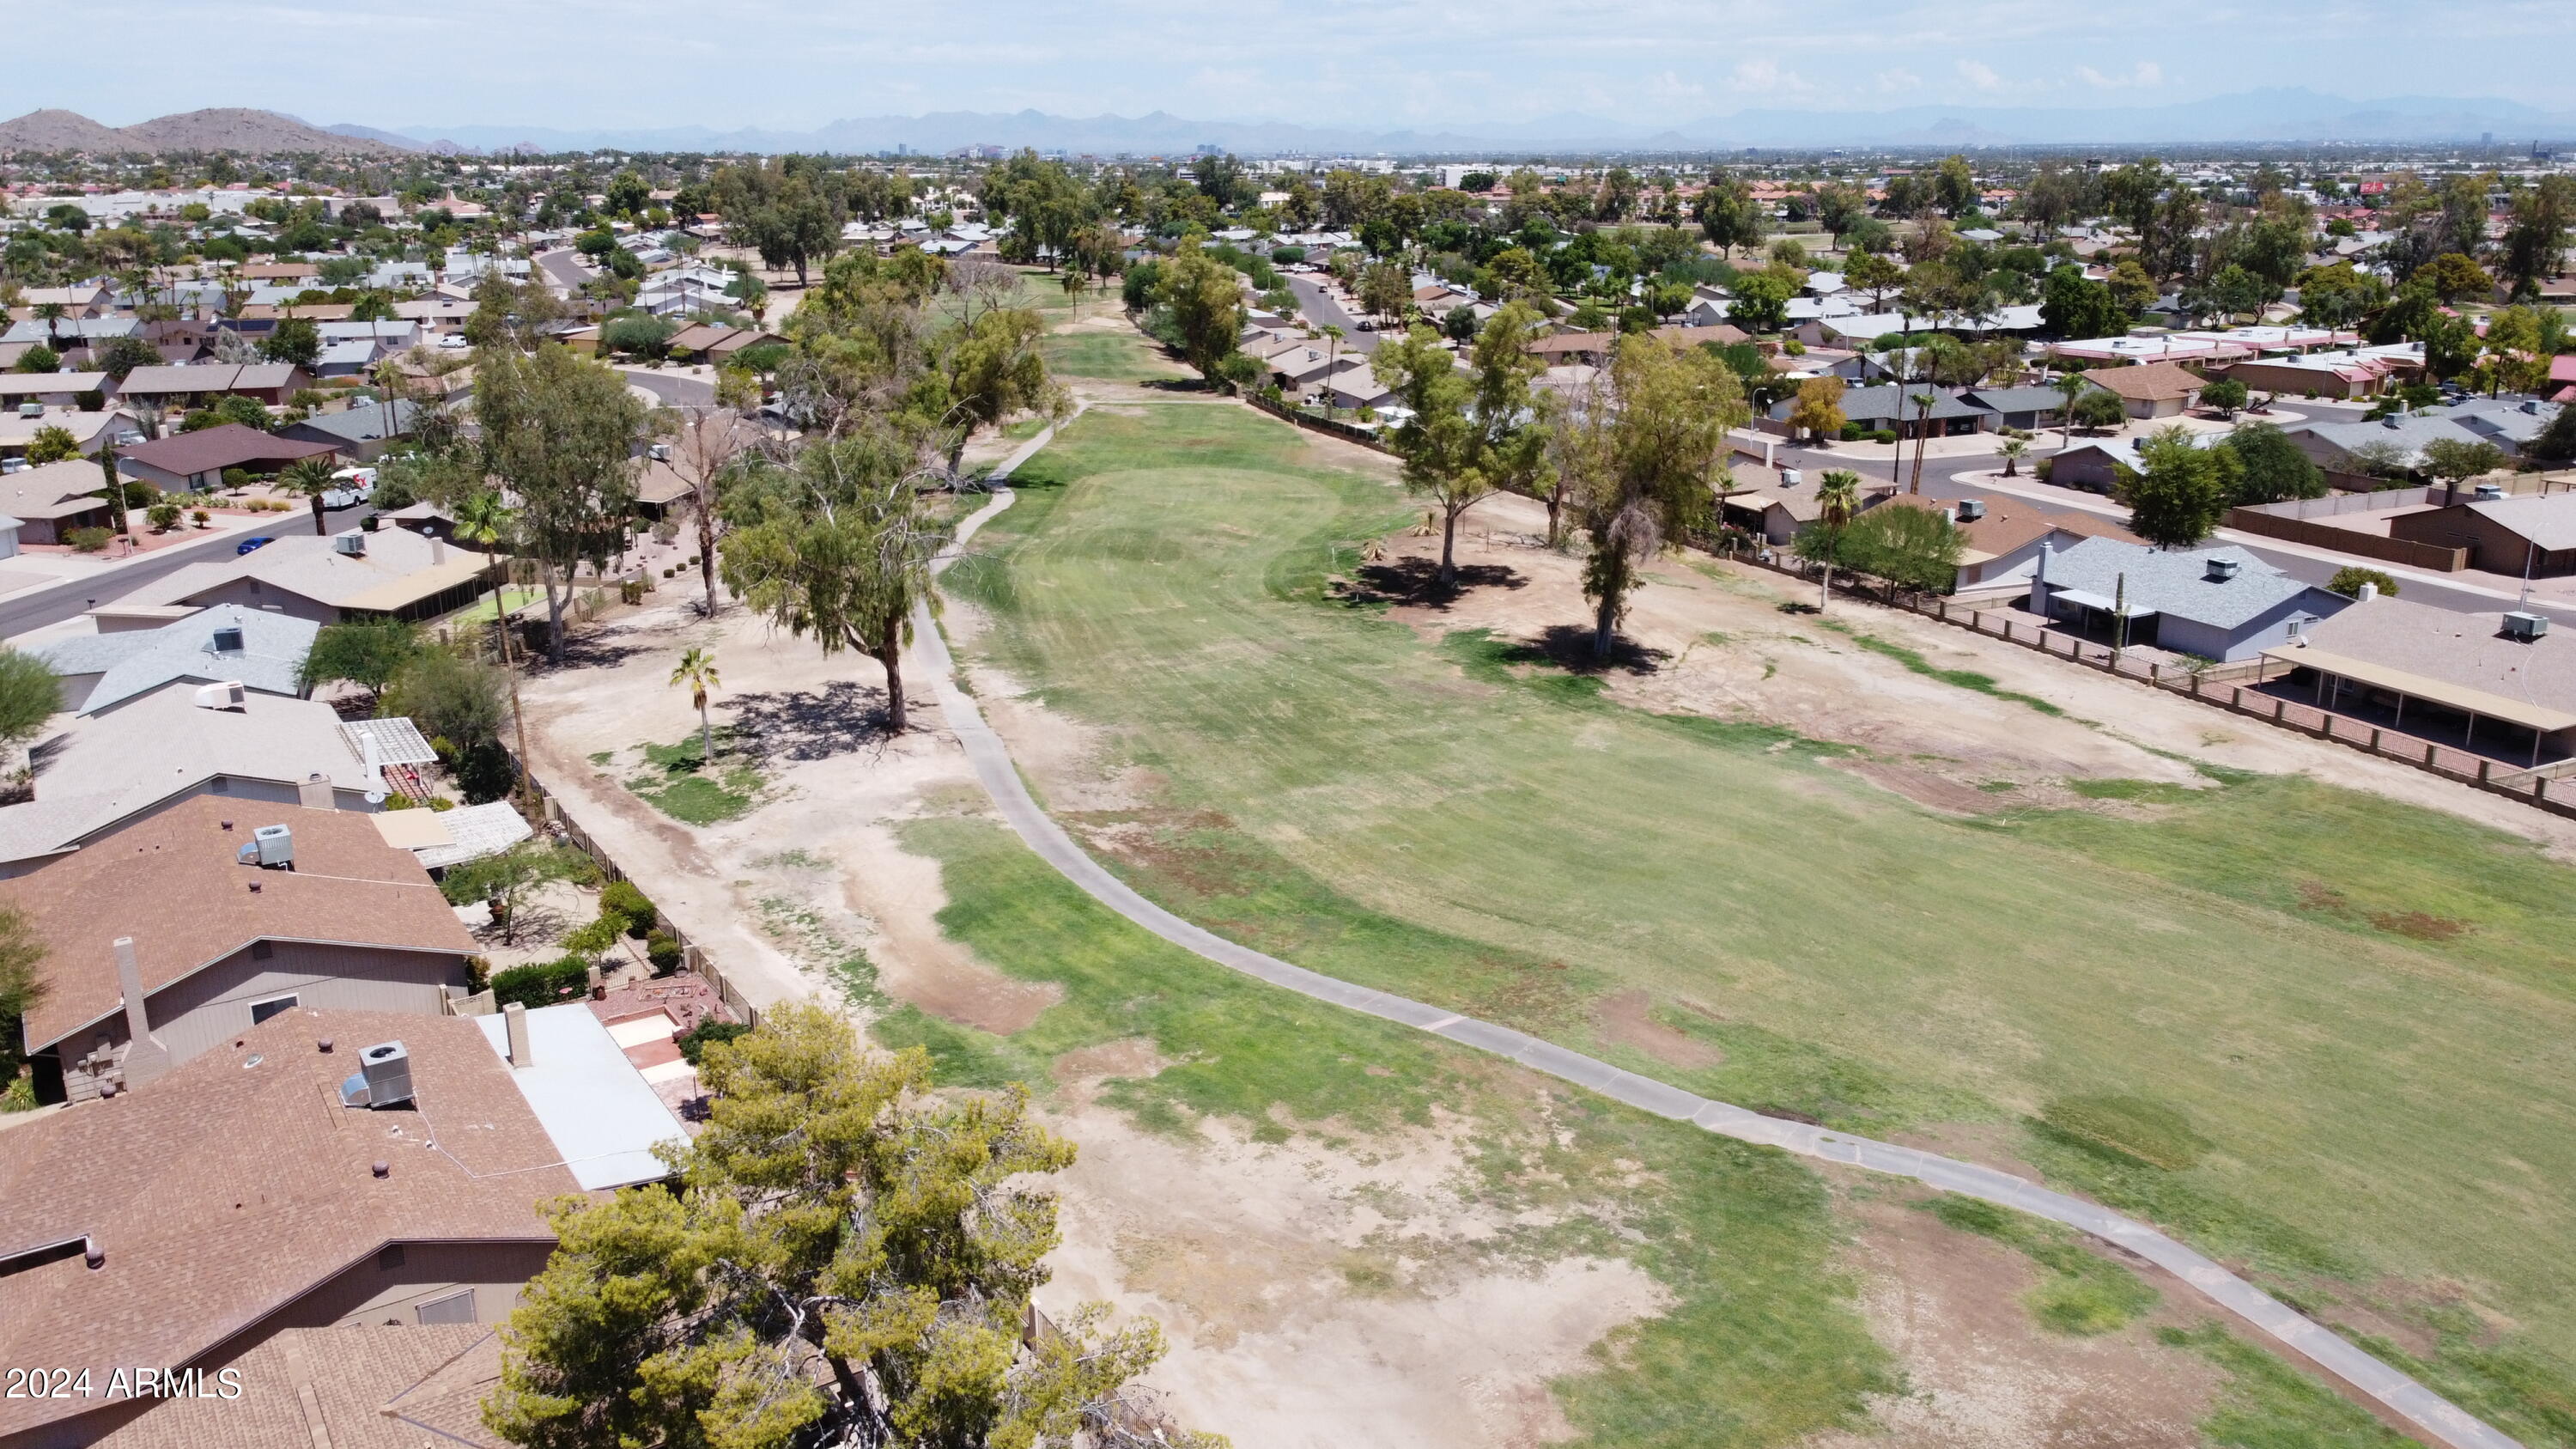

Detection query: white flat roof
(473, 1002), (687, 1190)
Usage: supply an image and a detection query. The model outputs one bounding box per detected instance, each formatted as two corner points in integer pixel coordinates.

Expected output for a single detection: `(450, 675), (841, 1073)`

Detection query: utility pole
(2112, 571), (2130, 661)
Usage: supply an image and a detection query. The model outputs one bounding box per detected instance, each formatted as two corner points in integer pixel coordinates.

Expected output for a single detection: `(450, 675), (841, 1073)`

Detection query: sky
(18, 0), (2575, 132)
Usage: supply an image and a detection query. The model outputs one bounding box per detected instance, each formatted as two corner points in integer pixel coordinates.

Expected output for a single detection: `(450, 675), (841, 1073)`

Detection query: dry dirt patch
(1595, 989), (1723, 1068)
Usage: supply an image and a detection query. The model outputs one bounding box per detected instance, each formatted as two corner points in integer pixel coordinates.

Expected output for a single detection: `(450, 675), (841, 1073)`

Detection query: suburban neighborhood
(0, 21), (2573, 1449)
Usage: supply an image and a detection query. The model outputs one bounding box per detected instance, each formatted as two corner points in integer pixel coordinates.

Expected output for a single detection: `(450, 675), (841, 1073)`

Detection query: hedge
(491, 955), (592, 1009)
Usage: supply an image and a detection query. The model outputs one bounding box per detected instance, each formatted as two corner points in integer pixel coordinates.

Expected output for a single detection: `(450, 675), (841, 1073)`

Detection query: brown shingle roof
(98, 1325), (504, 1449)
(0, 1010), (573, 1441)
(2083, 360), (2205, 402)
(1880, 494), (2144, 557)
(0, 795), (477, 1052)
(117, 422), (337, 478)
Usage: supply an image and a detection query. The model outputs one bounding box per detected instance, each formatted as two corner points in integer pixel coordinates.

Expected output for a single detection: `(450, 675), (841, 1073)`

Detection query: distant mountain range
(8, 90), (2574, 160)
(0, 108), (407, 156)
(369, 89), (2576, 155)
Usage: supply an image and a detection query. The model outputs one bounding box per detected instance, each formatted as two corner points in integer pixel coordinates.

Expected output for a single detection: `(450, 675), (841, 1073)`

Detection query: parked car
(235, 537), (275, 556)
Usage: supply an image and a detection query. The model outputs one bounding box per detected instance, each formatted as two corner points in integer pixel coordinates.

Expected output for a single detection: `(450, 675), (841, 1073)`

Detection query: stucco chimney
(112, 937), (171, 1087)
(502, 1001), (532, 1068)
(2027, 539), (2054, 614)
(297, 771), (334, 810)
(430, 534), (446, 566)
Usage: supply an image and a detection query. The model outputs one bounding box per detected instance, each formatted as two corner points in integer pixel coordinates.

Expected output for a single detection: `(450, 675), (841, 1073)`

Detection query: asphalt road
(908, 423), (2525, 1449)
(0, 499), (377, 639)
(1284, 276), (1378, 353)
(618, 369), (716, 407)
(532, 247), (592, 293)
(1765, 437), (2576, 625)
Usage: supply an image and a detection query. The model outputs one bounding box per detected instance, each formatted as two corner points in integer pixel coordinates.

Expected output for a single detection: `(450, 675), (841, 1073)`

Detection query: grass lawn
(1038, 329), (1184, 381)
(437, 584), (544, 630)
(617, 733), (760, 825)
(945, 399), (2576, 1443)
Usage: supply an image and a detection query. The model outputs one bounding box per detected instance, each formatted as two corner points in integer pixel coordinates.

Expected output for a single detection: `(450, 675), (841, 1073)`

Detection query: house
(0, 407), (139, 463)
(663, 324), (788, 365)
(0, 797), (481, 1104)
(2263, 593), (2576, 766)
(1958, 385), (2075, 431)
(1, 316), (140, 348)
(0, 1011), (578, 1446)
(0, 458), (120, 544)
(113, 362), (311, 409)
(2286, 415), (2494, 478)
(1772, 385), (1990, 439)
(2208, 343), (2422, 400)
(2388, 494), (2576, 575)
(10, 283), (112, 318)
(2081, 361), (2206, 420)
(99, 523), (490, 624)
(2026, 538), (2349, 661)
(117, 422), (340, 491)
(0, 685), (384, 877)
(1716, 478), (1899, 545)
(1876, 494), (2145, 593)
(281, 399), (423, 461)
(2045, 334), (2251, 367)
(30, 604), (318, 715)
(2045, 435), (2155, 492)
(0, 371), (110, 409)
(2435, 398), (2562, 459)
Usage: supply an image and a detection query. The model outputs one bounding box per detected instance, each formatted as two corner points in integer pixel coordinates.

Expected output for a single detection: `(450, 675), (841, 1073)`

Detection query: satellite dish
(363, 789), (387, 807)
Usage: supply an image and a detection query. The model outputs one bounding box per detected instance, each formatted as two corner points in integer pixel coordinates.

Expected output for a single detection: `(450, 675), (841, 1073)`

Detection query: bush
(145, 500), (181, 532)
(1838, 423), (1866, 441)
(561, 916), (620, 957)
(65, 527), (111, 553)
(601, 880), (657, 937)
(1268, 245), (1307, 265)
(677, 1020), (751, 1065)
(1870, 429), (1897, 445)
(490, 956), (592, 1009)
(2326, 565), (2399, 599)
(645, 929), (683, 974)
(2034, 457), (2056, 483)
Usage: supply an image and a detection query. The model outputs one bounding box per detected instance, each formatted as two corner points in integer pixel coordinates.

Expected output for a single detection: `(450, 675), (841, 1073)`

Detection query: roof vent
(2205, 557), (2242, 582)
(334, 533), (367, 557)
(238, 823), (294, 868)
(2503, 611), (2549, 642)
(339, 1041), (414, 1110)
(1954, 498), (1986, 523)
(210, 625), (244, 654)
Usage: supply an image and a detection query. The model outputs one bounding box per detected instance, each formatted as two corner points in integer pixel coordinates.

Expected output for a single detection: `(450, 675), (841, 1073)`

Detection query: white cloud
(1874, 67), (1924, 91)
(1731, 58), (1813, 94)
(1955, 58), (2007, 92)
(2077, 59), (2165, 88)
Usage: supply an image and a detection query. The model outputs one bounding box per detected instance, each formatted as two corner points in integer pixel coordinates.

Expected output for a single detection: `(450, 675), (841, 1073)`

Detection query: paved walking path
(911, 416), (2522, 1449)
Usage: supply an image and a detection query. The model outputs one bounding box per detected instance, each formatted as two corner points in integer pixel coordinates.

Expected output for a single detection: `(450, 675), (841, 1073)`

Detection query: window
(249, 994), (296, 1024)
(2286, 618), (2306, 637)
(414, 1288), (476, 1325)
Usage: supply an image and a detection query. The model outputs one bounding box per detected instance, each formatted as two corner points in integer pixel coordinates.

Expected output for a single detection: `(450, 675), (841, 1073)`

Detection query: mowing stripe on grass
(918, 466), (2526, 1449)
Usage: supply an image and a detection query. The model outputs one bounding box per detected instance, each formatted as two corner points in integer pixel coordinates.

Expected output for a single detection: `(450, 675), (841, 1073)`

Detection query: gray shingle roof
(2462, 495), (2576, 552)
(2037, 538), (2342, 631)
(2295, 416), (2489, 469)
(31, 604), (316, 715)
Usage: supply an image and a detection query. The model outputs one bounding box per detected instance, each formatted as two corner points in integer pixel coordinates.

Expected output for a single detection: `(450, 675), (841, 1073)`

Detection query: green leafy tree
(2412, 252), (2494, 305)
(2200, 378), (2250, 417)
(2071, 389), (2128, 433)
(11, 345), (60, 375)
(929, 306), (1066, 472)
(1727, 270), (1793, 333)
(2421, 436), (2506, 496)
(381, 647), (515, 802)
(22, 426), (79, 466)
(2218, 422), (2326, 504)
(91, 335), (160, 381)
(1839, 498), (1964, 598)
(1550, 338), (1748, 655)
(2292, 261), (2389, 329)
(261, 315), (322, 369)
(2326, 566), (2399, 599)
(1152, 248), (1246, 386)
(2039, 265), (2124, 338)
(2119, 426), (2242, 549)
(1370, 302), (1547, 589)
(2104, 259), (2160, 318)
(301, 619), (423, 694)
(1842, 250), (1905, 311)
(485, 1003), (1218, 1449)
(450, 489), (532, 802)
(475, 342), (646, 659)
(720, 430), (948, 733)
(2500, 176), (2574, 299)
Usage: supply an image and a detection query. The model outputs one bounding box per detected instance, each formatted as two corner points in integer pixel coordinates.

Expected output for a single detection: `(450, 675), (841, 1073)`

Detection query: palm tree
(1811, 469), (1862, 612)
(453, 489), (534, 807)
(2054, 372), (2088, 445)
(1999, 437), (2029, 478)
(1316, 324), (1346, 418)
(670, 646), (721, 769)
(30, 301), (66, 348)
(277, 456), (339, 537)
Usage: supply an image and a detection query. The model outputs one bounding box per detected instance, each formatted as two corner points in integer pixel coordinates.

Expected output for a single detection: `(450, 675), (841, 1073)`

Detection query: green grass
(895, 813), (1899, 1447)
(1923, 1196), (2160, 1336)
(623, 732), (759, 825)
(947, 399), (2576, 1426)
(437, 584), (544, 629)
(2159, 1324), (2417, 1449)
(1038, 329), (1182, 381)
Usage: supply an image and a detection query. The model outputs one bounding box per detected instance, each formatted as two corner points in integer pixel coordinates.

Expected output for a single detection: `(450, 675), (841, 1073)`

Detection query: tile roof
(0, 1012), (573, 1442)
(118, 423), (338, 477)
(2081, 361), (2206, 402)
(0, 686), (375, 872)
(30, 603), (317, 715)
(0, 795), (475, 1051)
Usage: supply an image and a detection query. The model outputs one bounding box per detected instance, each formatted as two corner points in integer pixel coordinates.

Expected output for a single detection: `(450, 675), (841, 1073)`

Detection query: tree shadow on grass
(722, 679), (892, 763)
(525, 623), (652, 676)
(1340, 557), (1527, 609)
(1524, 622), (1670, 676)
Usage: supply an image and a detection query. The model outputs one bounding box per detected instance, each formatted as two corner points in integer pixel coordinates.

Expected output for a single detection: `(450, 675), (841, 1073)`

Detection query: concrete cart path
(910, 417), (2522, 1449)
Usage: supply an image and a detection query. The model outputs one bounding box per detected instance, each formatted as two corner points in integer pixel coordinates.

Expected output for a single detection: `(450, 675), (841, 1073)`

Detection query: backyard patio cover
(2261, 644), (2576, 734)
(2049, 588), (2155, 618)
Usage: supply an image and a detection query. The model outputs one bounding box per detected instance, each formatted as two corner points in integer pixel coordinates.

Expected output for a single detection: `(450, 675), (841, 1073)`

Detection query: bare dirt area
(1807, 1189), (2220, 1449)
(1036, 1100), (1671, 1449)
(1373, 490), (2576, 852)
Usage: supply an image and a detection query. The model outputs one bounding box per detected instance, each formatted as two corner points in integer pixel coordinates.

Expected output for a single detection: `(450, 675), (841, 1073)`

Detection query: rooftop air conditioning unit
(2205, 557), (2242, 582)
(2474, 482), (2504, 501)
(333, 533), (366, 557)
(1955, 498), (1987, 522)
(340, 1040), (414, 1109)
(15, 403), (40, 419)
(2503, 611), (2549, 642)
(192, 679), (247, 711)
(210, 625), (244, 654)
(240, 822), (295, 868)
(648, 442), (671, 461)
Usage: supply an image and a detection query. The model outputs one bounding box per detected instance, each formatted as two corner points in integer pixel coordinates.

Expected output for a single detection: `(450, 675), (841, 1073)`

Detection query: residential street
(1285, 275), (1378, 354)
(0, 498), (379, 638)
